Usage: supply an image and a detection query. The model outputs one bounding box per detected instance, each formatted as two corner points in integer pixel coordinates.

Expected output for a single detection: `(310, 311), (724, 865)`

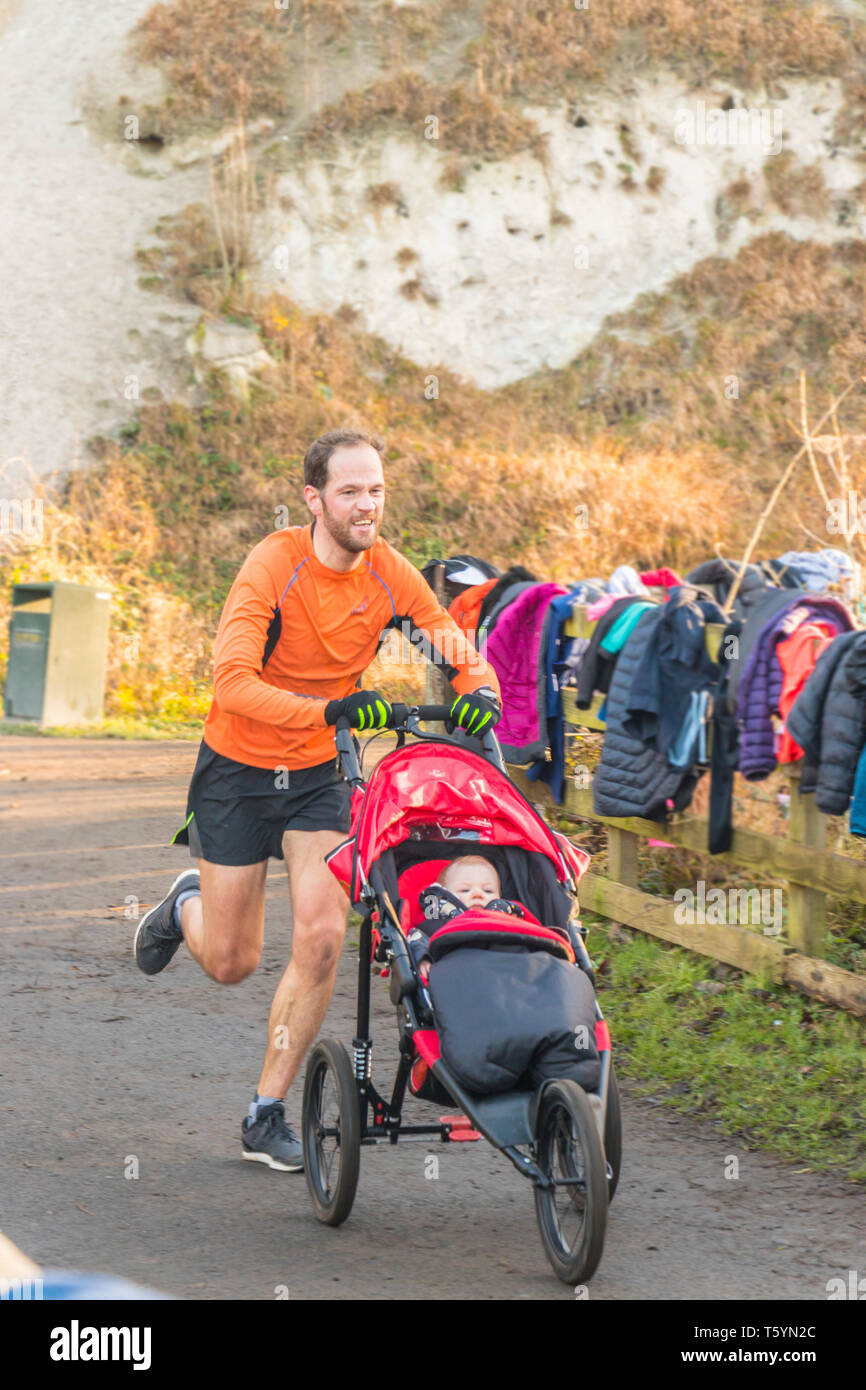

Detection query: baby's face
(443, 858), (500, 909)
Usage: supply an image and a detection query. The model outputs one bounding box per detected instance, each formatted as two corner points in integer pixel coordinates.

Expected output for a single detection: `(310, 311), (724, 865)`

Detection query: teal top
(599, 602), (656, 655)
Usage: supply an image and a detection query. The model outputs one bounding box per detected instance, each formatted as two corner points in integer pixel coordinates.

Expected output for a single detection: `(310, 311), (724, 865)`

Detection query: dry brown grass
(764, 151), (828, 217)
(365, 182), (403, 209)
(138, 204), (226, 311)
(511, 234), (866, 505)
(303, 70), (546, 162)
(133, 0), (293, 133)
(479, 0), (857, 96)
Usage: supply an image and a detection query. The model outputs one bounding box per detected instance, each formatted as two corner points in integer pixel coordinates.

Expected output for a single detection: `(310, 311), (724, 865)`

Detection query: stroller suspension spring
(352, 1038), (372, 1084)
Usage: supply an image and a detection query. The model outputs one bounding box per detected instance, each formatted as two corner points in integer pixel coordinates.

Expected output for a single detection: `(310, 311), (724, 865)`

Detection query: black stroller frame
(303, 704), (622, 1284)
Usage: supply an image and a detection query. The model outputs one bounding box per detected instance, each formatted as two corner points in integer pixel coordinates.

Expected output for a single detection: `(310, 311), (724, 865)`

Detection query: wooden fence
(423, 573), (866, 1018)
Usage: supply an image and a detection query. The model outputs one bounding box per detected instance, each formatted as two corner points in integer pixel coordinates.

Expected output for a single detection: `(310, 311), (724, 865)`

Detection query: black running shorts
(172, 740), (352, 866)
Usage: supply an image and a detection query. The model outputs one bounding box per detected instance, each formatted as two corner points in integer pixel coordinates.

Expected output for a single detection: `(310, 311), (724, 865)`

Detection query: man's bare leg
(256, 828), (349, 1099)
(179, 859), (268, 984)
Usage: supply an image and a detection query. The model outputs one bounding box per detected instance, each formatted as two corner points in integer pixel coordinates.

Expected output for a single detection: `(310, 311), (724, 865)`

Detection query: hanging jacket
(607, 564), (646, 596)
(685, 557), (776, 621)
(477, 578), (539, 648)
(576, 596), (650, 711)
(736, 597), (853, 780)
(586, 592), (621, 622)
(567, 579), (608, 606)
(726, 587), (807, 715)
(640, 567), (683, 589)
(526, 585), (589, 804)
(476, 566), (539, 635)
(448, 577), (500, 640)
(600, 601), (656, 654)
(763, 557), (806, 589)
(484, 582), (567, 763)
(775, 621), (837, 765)
(593, 606), (701, 819)
(776, 549), (857, 597)
(786, 630), (866, 815)
(623, 587), (724, 759)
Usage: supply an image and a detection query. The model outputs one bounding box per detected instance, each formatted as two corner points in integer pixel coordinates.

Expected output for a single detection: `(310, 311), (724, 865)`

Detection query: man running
(134, 428), (503, 1171)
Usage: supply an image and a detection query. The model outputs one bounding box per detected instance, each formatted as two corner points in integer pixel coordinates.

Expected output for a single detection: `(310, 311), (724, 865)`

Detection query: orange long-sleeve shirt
(202, 520), (502, 769)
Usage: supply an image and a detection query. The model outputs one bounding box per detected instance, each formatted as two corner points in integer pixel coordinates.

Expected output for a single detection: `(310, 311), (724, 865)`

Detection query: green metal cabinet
(4, 581), (110, 725)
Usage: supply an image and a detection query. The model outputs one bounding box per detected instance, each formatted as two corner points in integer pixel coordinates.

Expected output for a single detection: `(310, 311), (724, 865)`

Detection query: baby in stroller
(405, 851), (600, 1098)
(407, 854), (527, 982)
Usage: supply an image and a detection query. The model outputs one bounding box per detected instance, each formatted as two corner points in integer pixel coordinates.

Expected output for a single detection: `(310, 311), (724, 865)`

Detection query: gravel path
(1, 736), (863, 1300)
(0, 0), (201, 491)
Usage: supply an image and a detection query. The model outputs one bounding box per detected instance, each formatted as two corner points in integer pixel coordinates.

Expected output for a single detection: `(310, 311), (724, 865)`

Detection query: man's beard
(320, 503), (379, 553)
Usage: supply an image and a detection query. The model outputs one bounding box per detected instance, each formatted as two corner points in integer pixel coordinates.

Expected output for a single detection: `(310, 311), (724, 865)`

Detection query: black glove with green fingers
(324, 689), (393, 730)
(446, 686), (501, 737)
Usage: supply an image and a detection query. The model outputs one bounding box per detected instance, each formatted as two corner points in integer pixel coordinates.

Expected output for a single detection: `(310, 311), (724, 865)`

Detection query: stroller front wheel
(533, 1079), (608, 1285)
(302, 1039), (361, 1227)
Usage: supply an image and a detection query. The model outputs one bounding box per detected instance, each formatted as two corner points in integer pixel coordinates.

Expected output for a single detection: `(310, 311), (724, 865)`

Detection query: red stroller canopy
(326, 742), (589, 899)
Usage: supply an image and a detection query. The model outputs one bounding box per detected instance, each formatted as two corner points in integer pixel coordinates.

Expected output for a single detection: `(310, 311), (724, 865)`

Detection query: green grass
(584, 912), (866, 1181)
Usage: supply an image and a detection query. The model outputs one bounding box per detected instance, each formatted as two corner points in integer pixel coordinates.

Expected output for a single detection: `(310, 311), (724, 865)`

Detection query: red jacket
(776, 622), (837, 764)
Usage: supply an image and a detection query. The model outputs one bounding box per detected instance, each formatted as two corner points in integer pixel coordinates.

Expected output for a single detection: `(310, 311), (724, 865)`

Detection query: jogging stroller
(304, 703), (622, 1285)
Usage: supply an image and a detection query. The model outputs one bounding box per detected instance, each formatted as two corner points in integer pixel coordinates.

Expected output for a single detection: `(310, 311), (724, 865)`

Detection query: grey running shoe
(134, 869), (199, 976)
(241, 1102), (304, 1172)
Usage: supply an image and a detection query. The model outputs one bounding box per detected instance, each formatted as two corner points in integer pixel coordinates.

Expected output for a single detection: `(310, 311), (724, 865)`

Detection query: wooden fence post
(607, 826), (639, 893)
(786, 764), (828, 958)
(425, 561), (452, 705)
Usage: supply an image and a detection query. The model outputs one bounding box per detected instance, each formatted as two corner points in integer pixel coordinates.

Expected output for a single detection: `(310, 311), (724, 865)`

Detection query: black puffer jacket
(786, 631), (866, 815)
(593, 606), (700, 819)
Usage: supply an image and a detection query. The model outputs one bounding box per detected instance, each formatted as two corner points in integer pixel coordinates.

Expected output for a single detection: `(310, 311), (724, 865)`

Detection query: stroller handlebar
(333, 702), (507, 782)
(334, 703), (452, 733)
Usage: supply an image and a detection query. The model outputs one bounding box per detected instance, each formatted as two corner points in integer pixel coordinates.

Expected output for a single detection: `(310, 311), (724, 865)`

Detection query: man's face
(310, 445), (385, 554)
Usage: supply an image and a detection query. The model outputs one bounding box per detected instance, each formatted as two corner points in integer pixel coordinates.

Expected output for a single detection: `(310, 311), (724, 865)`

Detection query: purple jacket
(483, 581), (566, 761)
(737, 596), (853, 779)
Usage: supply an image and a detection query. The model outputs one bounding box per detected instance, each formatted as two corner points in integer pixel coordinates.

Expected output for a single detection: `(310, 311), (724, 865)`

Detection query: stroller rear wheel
(302, 1039), (361, 1227)
(534, 1080), (607, 1285)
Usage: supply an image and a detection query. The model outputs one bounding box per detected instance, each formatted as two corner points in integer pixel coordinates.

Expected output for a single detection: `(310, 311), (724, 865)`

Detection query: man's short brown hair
(303, 429), (386, 493)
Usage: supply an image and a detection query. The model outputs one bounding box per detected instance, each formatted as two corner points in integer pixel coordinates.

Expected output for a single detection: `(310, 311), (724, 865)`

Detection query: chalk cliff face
(1, 0), (863, 486)
(256, 75), (863, 389)
(0, 0), (203, 488)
